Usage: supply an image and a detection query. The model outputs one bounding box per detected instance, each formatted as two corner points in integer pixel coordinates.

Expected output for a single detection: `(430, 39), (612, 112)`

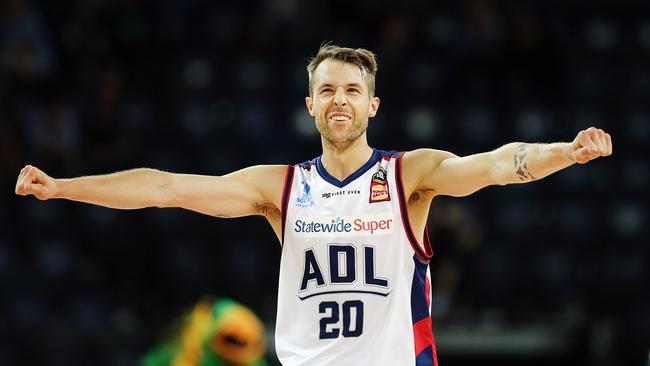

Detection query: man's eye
(320, 88), (333, 94)
(348, 88), (360, 93)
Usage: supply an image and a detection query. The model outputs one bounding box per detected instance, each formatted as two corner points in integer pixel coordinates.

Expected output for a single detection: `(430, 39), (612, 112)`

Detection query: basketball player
(15, 44), (613, 365)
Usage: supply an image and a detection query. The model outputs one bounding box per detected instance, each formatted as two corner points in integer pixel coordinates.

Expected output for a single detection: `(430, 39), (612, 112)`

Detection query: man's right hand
(15, 165), (57, 200)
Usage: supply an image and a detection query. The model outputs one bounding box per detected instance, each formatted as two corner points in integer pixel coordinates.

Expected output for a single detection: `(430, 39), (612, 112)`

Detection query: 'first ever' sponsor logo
(293, 213), (394, 237)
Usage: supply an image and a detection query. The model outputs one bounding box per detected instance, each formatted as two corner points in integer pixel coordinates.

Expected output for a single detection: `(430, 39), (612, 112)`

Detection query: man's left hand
(570, 127), (613, 164)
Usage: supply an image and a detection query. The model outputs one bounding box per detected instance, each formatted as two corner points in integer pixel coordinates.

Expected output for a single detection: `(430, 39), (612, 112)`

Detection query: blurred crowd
(1, 0), (648, 365)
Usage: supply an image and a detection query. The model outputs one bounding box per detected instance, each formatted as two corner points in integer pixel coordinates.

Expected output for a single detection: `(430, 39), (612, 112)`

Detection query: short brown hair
(307, 43), (378, 97)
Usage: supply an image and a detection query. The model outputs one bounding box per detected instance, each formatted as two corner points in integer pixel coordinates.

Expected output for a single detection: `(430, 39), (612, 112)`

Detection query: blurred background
(1, 0), (648, 365)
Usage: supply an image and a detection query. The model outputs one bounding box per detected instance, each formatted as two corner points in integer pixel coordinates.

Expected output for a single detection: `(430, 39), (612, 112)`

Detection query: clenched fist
(15, 165), (57, 200)
(570, 127), (613, 164)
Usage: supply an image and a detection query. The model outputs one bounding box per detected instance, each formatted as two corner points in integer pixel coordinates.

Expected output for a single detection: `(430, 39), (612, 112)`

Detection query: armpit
(409, 189), (436, 207)
(253, 201), (281, 219)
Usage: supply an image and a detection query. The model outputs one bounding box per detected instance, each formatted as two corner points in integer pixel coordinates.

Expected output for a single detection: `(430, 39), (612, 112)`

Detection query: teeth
(332, 115), (351, 121)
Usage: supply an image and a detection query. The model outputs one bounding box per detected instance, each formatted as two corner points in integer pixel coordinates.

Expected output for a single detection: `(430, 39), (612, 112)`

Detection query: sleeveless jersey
(275, 149), (438, 366)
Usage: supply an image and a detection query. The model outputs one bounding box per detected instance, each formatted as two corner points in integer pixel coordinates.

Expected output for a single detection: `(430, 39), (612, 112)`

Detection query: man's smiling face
(306, 59), (380, 147)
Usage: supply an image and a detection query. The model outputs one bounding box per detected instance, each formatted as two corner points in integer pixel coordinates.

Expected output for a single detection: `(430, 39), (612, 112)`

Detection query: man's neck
(320, 135), (374, 181)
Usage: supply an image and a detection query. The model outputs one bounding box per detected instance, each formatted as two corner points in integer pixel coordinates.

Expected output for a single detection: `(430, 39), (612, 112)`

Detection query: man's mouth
(328, 113), (352, 122)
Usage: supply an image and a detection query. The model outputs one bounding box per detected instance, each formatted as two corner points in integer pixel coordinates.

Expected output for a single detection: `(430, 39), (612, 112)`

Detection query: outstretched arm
(403, 127), (613, 197)
(14, 164), (288, 219)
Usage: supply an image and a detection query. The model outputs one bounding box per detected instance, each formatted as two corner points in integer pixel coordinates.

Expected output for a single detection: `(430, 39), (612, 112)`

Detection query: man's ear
(305, 96), (315, 117)
(368, 97), (380, 118)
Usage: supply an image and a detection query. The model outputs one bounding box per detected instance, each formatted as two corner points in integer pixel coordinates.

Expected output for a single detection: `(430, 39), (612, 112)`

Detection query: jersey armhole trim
(396, 152), (434, 263)
(280, 164), (295, 248)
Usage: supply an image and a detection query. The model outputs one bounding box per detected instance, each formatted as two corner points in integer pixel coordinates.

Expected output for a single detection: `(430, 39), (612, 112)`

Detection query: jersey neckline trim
(315, 148), (381, 188)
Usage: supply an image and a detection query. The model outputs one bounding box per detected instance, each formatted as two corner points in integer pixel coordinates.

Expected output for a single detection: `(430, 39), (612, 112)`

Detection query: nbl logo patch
(369, 166), (390, 203)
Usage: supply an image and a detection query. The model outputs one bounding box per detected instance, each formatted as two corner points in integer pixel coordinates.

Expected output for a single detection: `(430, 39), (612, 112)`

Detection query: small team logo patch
(296, 180), (315, 208)
(369, 166), (390, 203)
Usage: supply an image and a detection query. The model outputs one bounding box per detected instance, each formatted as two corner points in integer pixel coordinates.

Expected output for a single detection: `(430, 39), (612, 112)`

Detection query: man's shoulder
(238, 165), (292, 187)
(374, 149), (402, 160)
(402, 148), (457, 165)
(399, 149), (458, 187)
(297, 157), (318, 171)
(372, 148), (455, 161)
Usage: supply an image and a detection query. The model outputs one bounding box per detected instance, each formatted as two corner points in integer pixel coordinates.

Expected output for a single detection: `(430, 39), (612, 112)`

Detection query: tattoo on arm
(514, 144), (536, 181)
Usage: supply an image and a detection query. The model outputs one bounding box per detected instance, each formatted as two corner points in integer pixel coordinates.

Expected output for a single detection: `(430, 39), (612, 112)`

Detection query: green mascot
(141, 298), (267, 366)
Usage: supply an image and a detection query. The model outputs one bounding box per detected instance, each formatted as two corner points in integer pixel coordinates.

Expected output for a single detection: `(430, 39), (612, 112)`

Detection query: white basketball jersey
(275, 149), (438, 366)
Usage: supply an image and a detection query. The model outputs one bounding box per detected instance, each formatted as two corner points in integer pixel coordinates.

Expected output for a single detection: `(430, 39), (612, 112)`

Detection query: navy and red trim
(380, 149), (400, 159)
(299, 159), (316, 171)
(315, 148), (382, 188)
(395, 152), (434, 263)
(411, 256), (437, 366)
(280, 164), (295, 247)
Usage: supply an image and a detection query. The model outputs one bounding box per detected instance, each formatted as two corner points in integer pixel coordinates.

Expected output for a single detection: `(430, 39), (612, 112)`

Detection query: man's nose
(333, 87), (347, 107)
